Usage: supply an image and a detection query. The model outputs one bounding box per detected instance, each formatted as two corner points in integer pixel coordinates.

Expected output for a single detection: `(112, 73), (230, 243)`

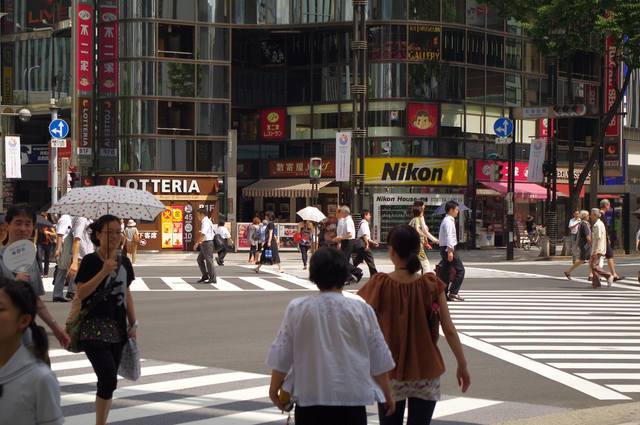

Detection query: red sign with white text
(76, 3), (94, 92)
(261, 108), (286, 141)
(604, 35), (621, 137)
(98, 4), (119, 94)
(475, 160), (590, 184)
(407, 103), (438, 137)
(268, 159), (336, 178)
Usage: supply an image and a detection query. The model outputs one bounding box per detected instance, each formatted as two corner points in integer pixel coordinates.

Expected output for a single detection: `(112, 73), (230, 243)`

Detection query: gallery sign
(260, 108), (286, 141)
(364, 157), (467, 186)
(406, 103), (438, 137)
(407, 25), (441, 61)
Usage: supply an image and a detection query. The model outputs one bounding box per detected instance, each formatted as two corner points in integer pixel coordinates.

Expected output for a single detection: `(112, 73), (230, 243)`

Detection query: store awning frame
(242, 179), (334, 198)
(480, 181), (554, 200)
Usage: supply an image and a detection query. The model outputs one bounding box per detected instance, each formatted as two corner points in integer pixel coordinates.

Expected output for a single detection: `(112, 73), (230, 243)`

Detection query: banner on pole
(527, 138), (546, 183)
(335, 132), (352, 182)
(4, 136), (21, 179)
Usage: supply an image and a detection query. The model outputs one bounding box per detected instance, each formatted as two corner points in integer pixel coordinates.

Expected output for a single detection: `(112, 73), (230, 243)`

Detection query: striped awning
(242, 179), (334, 198)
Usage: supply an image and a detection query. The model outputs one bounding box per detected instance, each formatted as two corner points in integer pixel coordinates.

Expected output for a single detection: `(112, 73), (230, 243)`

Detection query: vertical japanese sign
(98, 3), (119, 94)
(335, 132), (352, 182)
(260, 108), (286, 141)
(604, 35), (622, 176)
(77, 98), (92, 156)
(98, 99), (117, 157)
(76, 3), (94, 93)
(4, 136), (21, 179)
(527, 138), (547, 183)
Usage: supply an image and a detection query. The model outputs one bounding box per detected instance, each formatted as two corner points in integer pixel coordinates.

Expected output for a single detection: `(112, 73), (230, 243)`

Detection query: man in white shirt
(568, 210), (581, 263)
(438, 201), (465, 301)
(215, 220), (232, 266)
(589, 208), (613, 288)
(333, 206), (363, 283)
(51, 214), (73, 302)
(194, 208), (216, 283)
(353, 209), (378, 277)
(66, 216), (95, 300)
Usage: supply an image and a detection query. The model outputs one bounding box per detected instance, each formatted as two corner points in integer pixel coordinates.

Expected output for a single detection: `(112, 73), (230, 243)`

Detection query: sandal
(564, 272), (572, 281)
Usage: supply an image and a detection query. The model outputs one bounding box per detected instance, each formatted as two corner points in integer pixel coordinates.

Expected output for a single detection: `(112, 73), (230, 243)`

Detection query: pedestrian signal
(309, 157), (322, 179)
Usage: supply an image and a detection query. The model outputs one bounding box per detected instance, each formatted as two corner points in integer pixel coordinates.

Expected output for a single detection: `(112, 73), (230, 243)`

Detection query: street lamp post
(506, 110), (516, 261)
(50, 99), (60, 205)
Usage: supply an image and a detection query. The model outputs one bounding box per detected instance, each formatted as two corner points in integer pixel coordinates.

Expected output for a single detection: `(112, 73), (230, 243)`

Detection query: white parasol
(297, 206), (327, 223)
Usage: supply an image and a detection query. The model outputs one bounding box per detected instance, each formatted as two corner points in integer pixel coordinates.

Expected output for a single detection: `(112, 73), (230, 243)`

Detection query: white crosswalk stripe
(51, 352), (506, 424)
(449, 290), (640, 400)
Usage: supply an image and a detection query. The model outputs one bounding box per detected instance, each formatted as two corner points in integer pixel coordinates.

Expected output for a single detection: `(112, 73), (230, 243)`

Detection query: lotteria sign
(106, 178), (202, 194)
(363, 157), (467, 186)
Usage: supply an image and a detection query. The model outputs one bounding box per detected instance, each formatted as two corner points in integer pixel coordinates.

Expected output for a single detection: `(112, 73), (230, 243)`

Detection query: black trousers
(340, 239), (362, 278)
(217, 240), (228, 263)
(37, 244), (51, 275)
(300, 244), (310, 266)
(439, 247), (465, 295)
(354, 248), (378, 275)
(84, 342), (124, 400)
(378, 399), (437, 425)
(295, 405), (367, 425)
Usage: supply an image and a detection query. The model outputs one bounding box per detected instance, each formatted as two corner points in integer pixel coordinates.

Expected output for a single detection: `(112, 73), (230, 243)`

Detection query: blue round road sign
(49, 119), (69, 139)
(494, 117), (514, 138)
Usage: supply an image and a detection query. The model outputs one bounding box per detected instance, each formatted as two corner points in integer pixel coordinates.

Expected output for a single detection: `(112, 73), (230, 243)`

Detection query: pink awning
(480, 181), (549, 200)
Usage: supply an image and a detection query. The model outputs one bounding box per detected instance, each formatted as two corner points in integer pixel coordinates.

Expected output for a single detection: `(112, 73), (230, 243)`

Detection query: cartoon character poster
(407, 103), (438, 137)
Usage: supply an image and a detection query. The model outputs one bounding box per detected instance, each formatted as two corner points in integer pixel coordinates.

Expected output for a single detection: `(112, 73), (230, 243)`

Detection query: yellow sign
(363, 157), (467, 186)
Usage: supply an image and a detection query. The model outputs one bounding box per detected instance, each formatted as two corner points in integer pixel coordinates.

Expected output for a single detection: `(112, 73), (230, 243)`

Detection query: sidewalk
(497, 401), (640, 425)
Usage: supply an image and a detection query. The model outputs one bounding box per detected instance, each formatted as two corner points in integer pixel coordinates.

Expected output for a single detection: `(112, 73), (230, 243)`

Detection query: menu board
(161, 206), (184, 249)
(372, 193), (465, 244)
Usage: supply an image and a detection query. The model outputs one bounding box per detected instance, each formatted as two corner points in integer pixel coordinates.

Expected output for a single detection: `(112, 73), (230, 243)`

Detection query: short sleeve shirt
(72, 217), (95, 258)
(357, 220), (371, 239)
(0, 245), (45, 296)
(55, 214), (72, 238)
(215, 225), (231, 240)
(200, 217), (215, 241)
(337, 216), (356, 240)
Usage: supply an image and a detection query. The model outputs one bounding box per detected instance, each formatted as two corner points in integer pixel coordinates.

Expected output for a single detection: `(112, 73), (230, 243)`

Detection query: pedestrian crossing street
(50, 350), (504, 425)
(449, 290), (640, 401)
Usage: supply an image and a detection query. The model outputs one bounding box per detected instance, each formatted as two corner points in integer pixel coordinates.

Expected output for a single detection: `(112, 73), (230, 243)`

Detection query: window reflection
(159, 0), (196, 20)
(197, 0), (230, 22)
(196, 103), (229, 136)
(369, 63), (406, 98)
(197, 27), (229, 60)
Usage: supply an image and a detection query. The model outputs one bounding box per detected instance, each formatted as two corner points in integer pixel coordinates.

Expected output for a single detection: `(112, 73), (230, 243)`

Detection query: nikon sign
(363, 157), (467, 186)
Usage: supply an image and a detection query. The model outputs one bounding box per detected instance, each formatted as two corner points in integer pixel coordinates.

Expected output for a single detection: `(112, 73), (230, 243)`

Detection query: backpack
(249, 225), (260, 243)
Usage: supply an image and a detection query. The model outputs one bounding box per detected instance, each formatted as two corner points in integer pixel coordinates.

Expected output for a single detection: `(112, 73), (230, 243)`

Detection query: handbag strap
(82, 274), (117, 314)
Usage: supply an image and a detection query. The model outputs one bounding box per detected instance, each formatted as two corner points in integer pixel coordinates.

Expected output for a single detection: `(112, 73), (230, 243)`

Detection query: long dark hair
(89, 214), (121, 246)
(0, 278), (50, 366)
(387, 224), (422, 274)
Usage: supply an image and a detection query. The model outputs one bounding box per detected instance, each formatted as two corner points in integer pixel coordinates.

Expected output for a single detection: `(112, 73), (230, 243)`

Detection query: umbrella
(433, 202), (470, 216)
(297, 206), (327, 223)
(48, 186), (166, 221)
(0, 213), (53, 229)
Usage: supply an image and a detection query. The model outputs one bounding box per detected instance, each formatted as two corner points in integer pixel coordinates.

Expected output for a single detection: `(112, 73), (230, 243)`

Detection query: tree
(482, 0), (640, 214)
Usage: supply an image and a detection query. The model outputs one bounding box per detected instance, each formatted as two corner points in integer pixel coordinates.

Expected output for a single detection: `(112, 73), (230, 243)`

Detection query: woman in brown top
(358, 224), (470, 425)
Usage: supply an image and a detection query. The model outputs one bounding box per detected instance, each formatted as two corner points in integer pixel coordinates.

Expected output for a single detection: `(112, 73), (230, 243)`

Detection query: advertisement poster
(4, 136), (21, 179)
(97, 3), (119, 94)
(364, 157), (467, 186)
(260, 108), (286, 141)
(161, 207), (184, 249)
(278, 224), (300, 249)
(268, 159), (336, 178)
(527, 138), (547, 183)
(335, 131), (352, 182)
(407, 25), (441, 61)
(604, 35), (621, 138)
(407, 103), (438, 137)
(236, 223), (252, 250)
(76, 3), (94, 92)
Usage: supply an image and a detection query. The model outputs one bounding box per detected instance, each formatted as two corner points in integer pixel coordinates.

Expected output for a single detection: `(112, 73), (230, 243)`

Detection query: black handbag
(213, 234), (224, 252)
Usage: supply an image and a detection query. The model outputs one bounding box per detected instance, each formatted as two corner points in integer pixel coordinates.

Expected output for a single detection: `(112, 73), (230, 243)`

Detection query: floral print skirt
(391, 378), (441, 402)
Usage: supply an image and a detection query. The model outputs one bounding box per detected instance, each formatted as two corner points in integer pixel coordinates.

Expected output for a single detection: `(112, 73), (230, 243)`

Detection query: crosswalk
(51, 350), (505, 424)
(449, 290), (640, 401)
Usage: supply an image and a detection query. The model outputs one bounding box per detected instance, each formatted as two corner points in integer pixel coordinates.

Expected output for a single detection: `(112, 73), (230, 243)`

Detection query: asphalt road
(43, 252), (640, 424)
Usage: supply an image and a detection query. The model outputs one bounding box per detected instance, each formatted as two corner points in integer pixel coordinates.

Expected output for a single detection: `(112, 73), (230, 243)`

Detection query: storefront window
(196, 103), (229, 136)
(369, 63), (406, 98)
(139, 139), (157, 171)
(368, 111), (405, 138)
(196, 141), (225, 172)
(119, 100), (156, 135)
(158, 0), (197, 20)
(441, 103), (464, 138)
(121, 22), (155, 58)
(368, 25), (407, 61)
(197, 65), (229, 99)
(157, 140), (195, 172)
(505, 73), (522, 106)
(368, 139), (412, 156)
(521, 119), (536, 143)
(466, 69), (485, 103)
(120, 62), (156, 96)
(443, 0), (465, 23)
(158, 62), (195, 97)
(409, 0), (440, 21)
(197, 0), (230, 22)
(486, 35), (504, 68)
(158, 101), (195, 135)
(486, 71), (504, 104)
(120, 0), (154, 18)
(287, 69), (312, 103)
(442, 28), (465, 62)
(292, 0), (337, 23)
(505, 38), (522, 70)
(467, 31), (485, 65)
(158, 24), (195, 59)
(313, 105), (340, 139)
(369, 0), (406, 20)
(409, 63), (465, 101)
(286, 33), (312, 66)
(289, 106), (312, 140)
(465, 104), (484, 137)
(524, 78), (540, 106)
(197, 27), (229, 61)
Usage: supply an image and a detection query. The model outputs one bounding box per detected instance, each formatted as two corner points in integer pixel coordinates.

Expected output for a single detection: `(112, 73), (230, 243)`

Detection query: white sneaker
(607, 276), (614, 286)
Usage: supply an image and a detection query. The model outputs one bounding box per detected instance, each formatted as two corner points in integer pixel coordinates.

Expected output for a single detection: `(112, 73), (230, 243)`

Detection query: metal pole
(507, 110), (516, 260)
(50, 99), (59, 205)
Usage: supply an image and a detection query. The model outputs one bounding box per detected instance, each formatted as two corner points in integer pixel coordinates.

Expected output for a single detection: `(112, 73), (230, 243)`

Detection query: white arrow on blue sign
(49, 119), (70, 139)
(494, 117), (514, 138)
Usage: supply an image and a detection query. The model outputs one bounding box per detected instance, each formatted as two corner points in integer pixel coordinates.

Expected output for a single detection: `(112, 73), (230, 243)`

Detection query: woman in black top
(254, 211), (283, 273)
(75, 214), (138, 425)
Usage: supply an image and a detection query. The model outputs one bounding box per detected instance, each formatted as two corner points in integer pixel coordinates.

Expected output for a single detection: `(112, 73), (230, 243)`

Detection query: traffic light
(552, 104), (587, 117)
(309, 157), (322, 179)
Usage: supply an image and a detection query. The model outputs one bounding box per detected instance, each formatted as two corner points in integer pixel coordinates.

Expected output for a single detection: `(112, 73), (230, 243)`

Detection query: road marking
(210, 278), (243, 291)
(578, 373), (640, 380)
(51, 359), (95, 372)
(459, 326), (640, 331)
(549, 363), (640, 369)
(524, 353), (640, 360)
(63, 385), (271, 424)
(43, 277), (54, 292)
(503, 346), (640, 352)
(176, 407), (286, 425)
(61, 371), (266, 407)
(455, 333), (629, 400)
(433, 396), (503, 418)
(49, 349), (77, 358)
(130, 277), (150, 291)
(161, 277), (197, 291)
(455, 320), (640, 325)
(468, 332), (640, 337)
(240, 276), (289, 291)
(58, 363), (206, 386)
(450, 305), (640, 311)
(607, 385), (640, 393)
(483, 338), (640, 343)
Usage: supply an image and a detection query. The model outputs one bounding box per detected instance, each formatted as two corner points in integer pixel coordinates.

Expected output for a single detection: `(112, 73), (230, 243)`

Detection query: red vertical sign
(98, 4), (119, 94)
(76, 3), (94, 92)
(604, 35), (621, 137)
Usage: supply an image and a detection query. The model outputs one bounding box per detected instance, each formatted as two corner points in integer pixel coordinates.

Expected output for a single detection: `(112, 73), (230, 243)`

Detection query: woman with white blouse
(267, 247), (396, 425)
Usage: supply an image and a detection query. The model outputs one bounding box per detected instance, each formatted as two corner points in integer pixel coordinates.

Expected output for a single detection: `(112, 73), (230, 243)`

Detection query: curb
(496, 401), (640, 425)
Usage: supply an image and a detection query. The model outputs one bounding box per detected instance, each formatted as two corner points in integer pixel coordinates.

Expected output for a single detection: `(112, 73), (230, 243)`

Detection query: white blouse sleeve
(35, 370), (64, 425)
(266, 302), (296, 373)
(364, 305), (395, 376)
